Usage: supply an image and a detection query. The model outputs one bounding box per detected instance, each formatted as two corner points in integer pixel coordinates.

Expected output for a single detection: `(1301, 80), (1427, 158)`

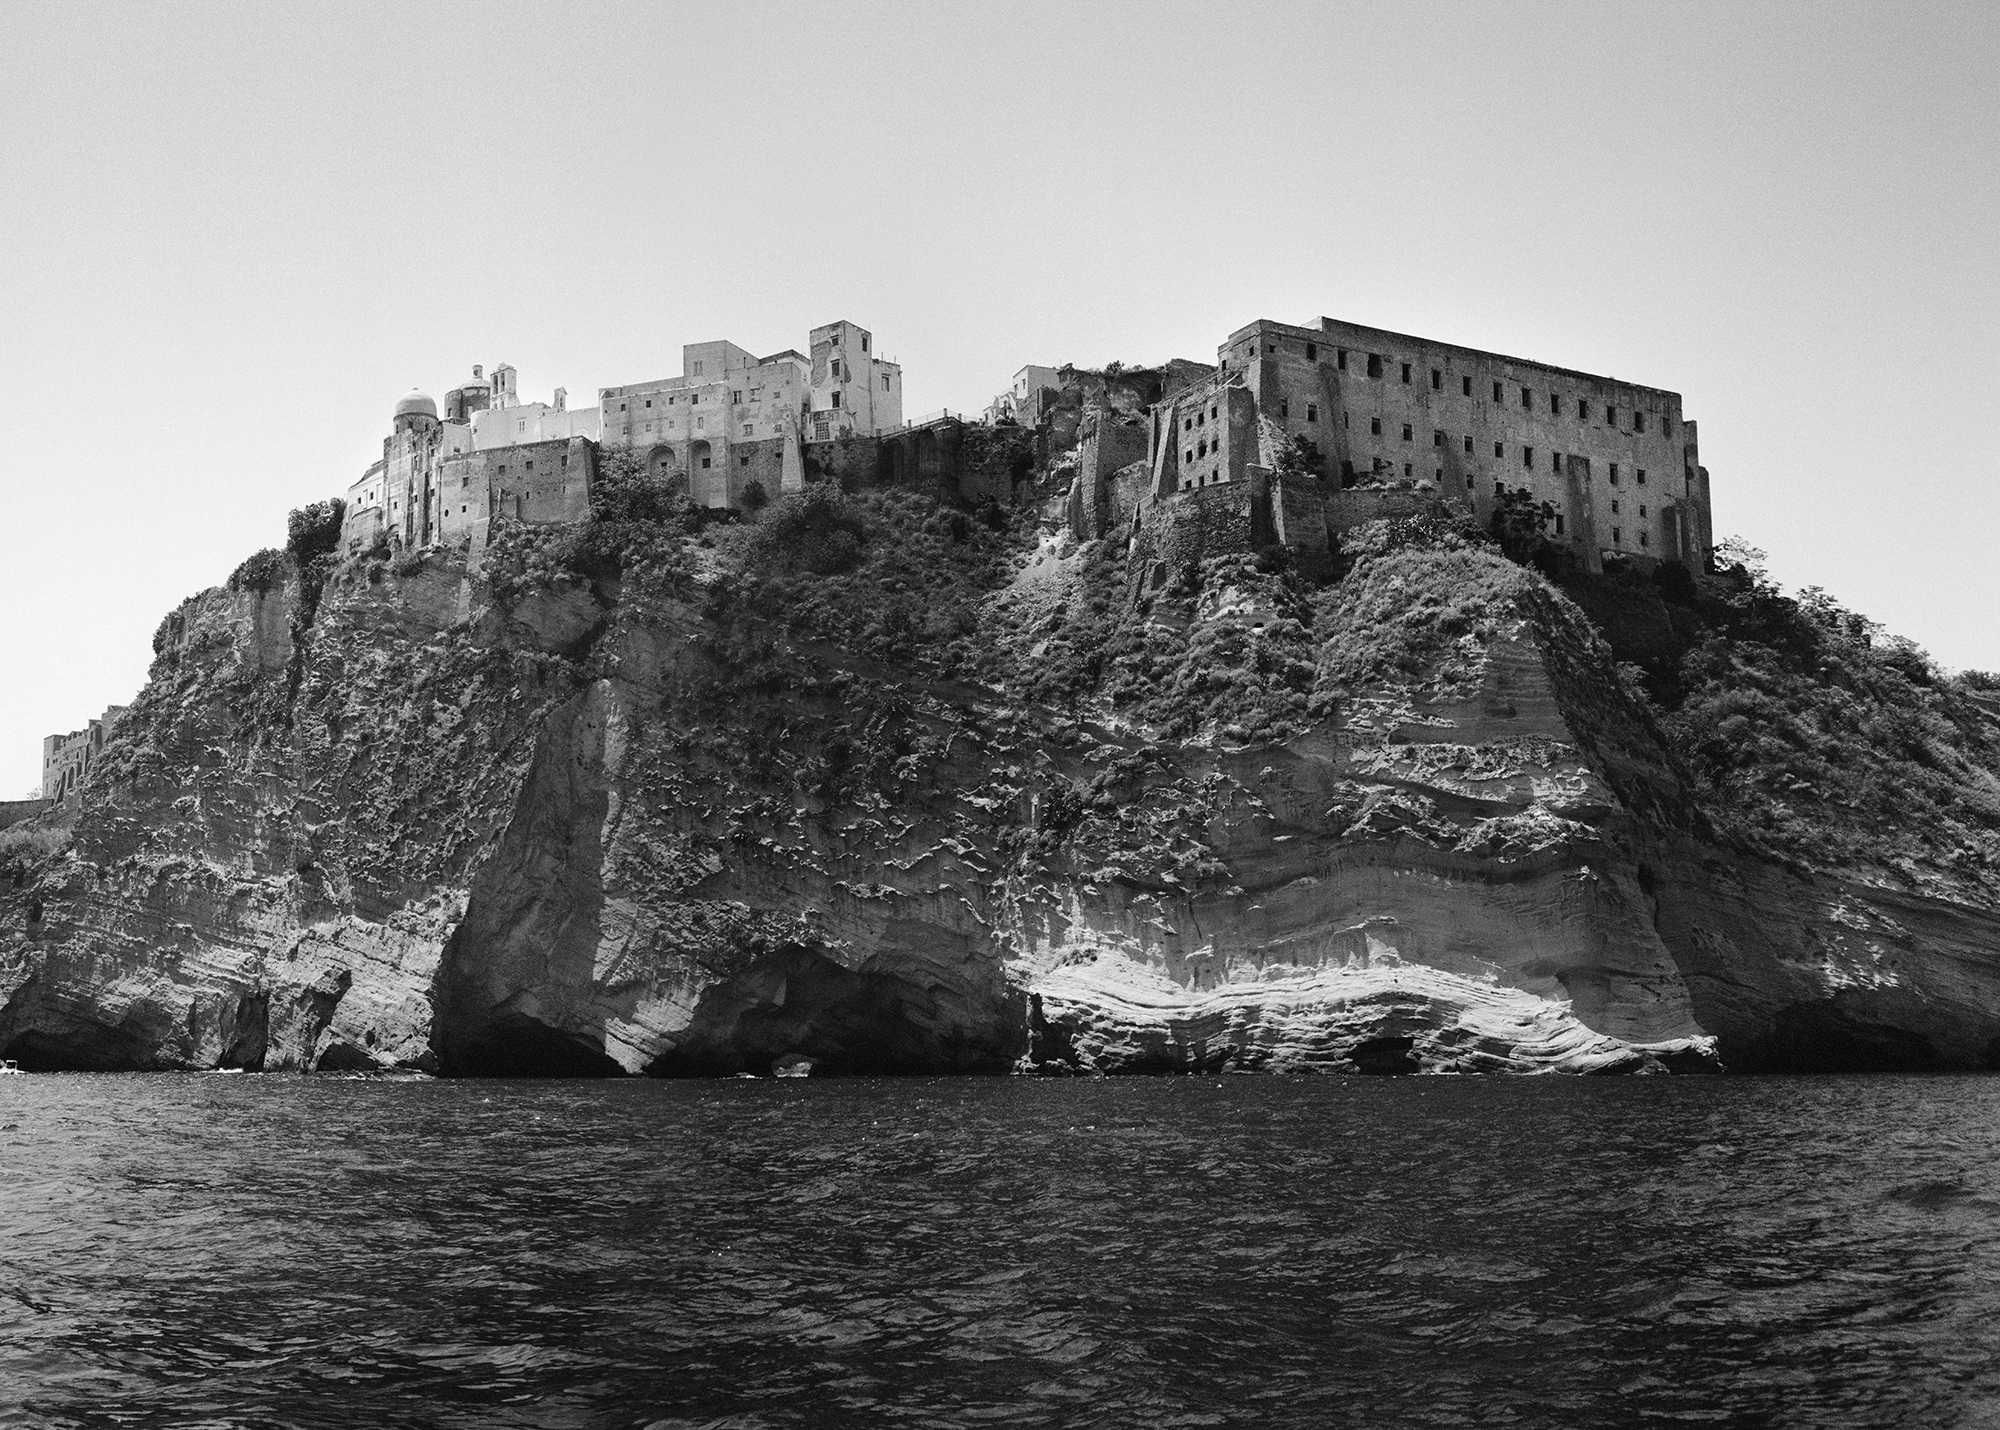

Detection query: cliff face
(5, 493), (1999, 1076)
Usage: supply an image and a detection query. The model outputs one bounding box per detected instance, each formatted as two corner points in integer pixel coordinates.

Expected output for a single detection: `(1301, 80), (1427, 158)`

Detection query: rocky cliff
(6, 476), (1999, 1075)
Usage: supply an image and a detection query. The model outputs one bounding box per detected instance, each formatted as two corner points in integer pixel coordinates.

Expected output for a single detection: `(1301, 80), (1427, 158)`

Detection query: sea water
(3, 1073), (1998, 1428)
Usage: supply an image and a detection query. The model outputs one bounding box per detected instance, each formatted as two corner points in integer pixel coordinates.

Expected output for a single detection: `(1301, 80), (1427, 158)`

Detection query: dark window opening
(1550, 392), (1560, 414)
(1613, 527), (1622, 544)
(1463, 436), (1473, 453)
(1609, 463), (1620, 485)
(1401, 362), (1412, 383)
(1520, 386), (1532, 409)
(1634, 412), (1647, 433)
(1554, 514), (1565, 535)
(1493, 381), (1504, 402)
(1462, 375), (1472, 396)
(1432, 430), (1444, 447)
(1494, 441), (1504, 458)
(1639, 531), (1650, 547)
(1306, 342), (1317, 361)
(1606, 404), (1617, 425)
(1523, 446), (1534, 468)
(1367, 354), (1383, 378)
(1401, 423), (1413, 441)
(1370, 417), (1382, 436)
(1306, 404), (1318, 422)
(1431, 368), (1442, 390)
(1279, 401), (1288, 419)
(1637, 469), (1647, 485)
(1337, 348), (1348, 370)
(1551, 453), (1562, 473)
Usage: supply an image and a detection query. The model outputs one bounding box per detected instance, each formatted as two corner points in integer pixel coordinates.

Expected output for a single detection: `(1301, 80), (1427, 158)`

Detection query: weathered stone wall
(0, 800), (51, 831)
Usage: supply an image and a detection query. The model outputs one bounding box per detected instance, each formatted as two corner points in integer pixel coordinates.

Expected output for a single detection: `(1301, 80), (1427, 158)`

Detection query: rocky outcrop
(5, 516), (1999, 1077)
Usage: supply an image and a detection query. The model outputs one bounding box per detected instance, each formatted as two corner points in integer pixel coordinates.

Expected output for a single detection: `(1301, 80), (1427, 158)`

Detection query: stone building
(984, 364), (1061, 425)
(41, 705), (128, 802)
(1189, 316), (1713, 571)
(339, 367), (599, 559)
(600, 319), (902, 509)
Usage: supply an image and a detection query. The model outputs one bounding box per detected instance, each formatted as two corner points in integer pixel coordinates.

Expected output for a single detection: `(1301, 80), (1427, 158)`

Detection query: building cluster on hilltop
(35, 309), (1714, 804)
(337, 319), (902, 558)
(1056, 314), (1713, 576)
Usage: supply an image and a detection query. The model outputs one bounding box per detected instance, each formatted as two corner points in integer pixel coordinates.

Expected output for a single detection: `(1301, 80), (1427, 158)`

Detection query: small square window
(1463, 436), (1473, 453)
(1639, 531), (1650, 547)
(1433, 430), (1444, 447)
(1494, 441), (1504, 458)
(1368, 354), (1383, 378)
(1401, 423), (1413, 441)
(1634, 412), (1647, 433)
(1306, 342), (1317, 361)
(701, 457), (712, 468)
(1306, 404), (1318, 422)
(1370, 417), (1382, 436)
(1637, 469), (1647, 485)
(1403, 462), (1413, 477)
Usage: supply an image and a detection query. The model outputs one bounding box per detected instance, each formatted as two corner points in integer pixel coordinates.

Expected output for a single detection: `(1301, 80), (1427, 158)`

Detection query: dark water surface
(4, 1075), (2000, 1429)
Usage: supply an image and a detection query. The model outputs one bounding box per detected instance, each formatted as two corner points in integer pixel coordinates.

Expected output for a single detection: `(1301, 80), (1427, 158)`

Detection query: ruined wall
(1124, 484), (1259, 604)
(0, 800), (52, 831)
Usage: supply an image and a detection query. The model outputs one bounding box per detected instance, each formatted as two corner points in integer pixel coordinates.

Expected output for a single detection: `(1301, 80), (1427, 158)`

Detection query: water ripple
(2, 1074), (1998, 1427)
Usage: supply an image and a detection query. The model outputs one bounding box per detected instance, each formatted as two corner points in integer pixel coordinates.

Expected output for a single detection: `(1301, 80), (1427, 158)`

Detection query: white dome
(395, 390), (438, 420)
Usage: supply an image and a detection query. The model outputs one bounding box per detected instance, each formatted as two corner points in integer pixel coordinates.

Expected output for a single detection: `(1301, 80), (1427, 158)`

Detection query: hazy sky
(3, 1), (1996, 796)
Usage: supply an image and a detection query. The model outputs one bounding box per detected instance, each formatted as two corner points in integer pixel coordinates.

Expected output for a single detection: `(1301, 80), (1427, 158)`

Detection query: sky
(2, 0), (1996, 796)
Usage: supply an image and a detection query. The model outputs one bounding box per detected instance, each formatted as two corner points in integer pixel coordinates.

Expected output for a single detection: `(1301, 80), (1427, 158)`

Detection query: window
(701, 457), (711, 469)
(1184, 417), (1193, 432)
(1186, 449), (1194, 464)
(1433, 430), (1444, 447)
(1551, 453), (1562, 473)
(740, 455), (751, 466)
(1279, 401), (1288, 419)
(1463, 436), (1473, 453)
(1606, 404), (1616, 425)
(831, 392), (841, 408)
(1462, 375), (1472, 396)
(1495, 481), (1505, 497)
(1550, 393), (1560, 414)
(1337, 348), (1348, 370)
(732, 391), (742, 404)
(861, 336), (867, 351)
(1367, 354), (1383, 378)
(742, 424), (753, 436)
(1197, 411), (1205, 426)
(692, 362), (703, 375)
(1401, 362), (1412, 384)
(882, 375), (890, 390)
(1637, 469), (1647, 485)
(1306, 403), (1318, 422)
(1554, 514), (1565, 535)
(1404, 462), (1413, 477)
(1305, 342), (1317, 361)
(1663, 416), (1674, 438)
(1493, 381), (1504, 402)
(690, 394), (698, 404)
(644, 399), (652, 408)
(1522, 446), (1534, 468)
(1578, 399), (1589, 420)
(1611, 500), (1620, 514)
(1634, 412), (1646, 433)
(1370, 417), (1382, 436)
(1434, 467), (1443, 481)
(1494, 441), (1504, 458)
(1401, 423), (1412, 441)
(1520, 386), (1532, 409)
(1431, 368), (1442, 390)
(1466, 475), (1475, 491)
(1613, 527), (1622, 544)
(1639, 532), (1650, 547)
(1609, 463), (1620, 484)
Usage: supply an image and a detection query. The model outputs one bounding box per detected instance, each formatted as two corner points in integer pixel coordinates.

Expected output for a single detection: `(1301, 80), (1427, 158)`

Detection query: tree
(739, 479), (769, 512)
(1275, 435), (1324, 481)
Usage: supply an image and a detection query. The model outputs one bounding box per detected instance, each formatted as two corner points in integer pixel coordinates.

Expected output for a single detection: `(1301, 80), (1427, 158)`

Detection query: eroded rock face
(4, 539), (1999, 1076)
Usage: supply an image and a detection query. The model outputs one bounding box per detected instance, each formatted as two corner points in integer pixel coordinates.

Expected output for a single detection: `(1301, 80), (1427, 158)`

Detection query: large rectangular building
(1152, 315), (1713, 570)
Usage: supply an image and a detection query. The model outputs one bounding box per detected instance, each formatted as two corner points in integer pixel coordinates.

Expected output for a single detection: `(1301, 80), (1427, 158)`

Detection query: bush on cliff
(227, 548), (286, 595)
(286, 500), (346, 563)
(749, 485), (870, 576)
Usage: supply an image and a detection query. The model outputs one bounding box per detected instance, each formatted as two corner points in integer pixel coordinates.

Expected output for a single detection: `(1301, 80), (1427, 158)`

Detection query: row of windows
(1252, 337), (1669, 435)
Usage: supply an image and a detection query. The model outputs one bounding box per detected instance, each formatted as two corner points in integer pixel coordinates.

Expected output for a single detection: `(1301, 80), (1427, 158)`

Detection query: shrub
(751, 485), (869, 575)
(227, 548), (287, 594)
(391, 548), (425, 577)
(740, 479), (769, 512)
(286, 499), (346, 562)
